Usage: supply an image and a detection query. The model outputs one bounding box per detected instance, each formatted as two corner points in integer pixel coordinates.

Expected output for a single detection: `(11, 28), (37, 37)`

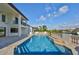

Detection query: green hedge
(0, 29), (4, 32)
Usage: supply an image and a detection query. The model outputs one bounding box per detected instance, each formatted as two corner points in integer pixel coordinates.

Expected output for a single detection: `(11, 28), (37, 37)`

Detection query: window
(0, 27), (6, 37)
(21, 20), (27, 26)
(2, 14), (6, 22)
(10, 28), (18, 33)
(15, 17), (18, 24)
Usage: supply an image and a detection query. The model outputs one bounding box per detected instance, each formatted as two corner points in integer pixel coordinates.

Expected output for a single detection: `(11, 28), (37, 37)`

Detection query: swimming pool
(14, 35), (72, 55)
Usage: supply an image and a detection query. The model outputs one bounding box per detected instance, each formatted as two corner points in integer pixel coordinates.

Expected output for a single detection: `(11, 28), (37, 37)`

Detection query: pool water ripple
(14, 35), (72, 55)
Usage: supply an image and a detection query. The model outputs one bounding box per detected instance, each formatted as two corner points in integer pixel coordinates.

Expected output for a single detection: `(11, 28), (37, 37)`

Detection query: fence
(71, 35), (79, 45)
(58, 33), (79, 46)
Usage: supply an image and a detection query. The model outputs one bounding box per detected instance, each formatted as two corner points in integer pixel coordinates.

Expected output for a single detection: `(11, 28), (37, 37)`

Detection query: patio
(0, 35), (28, 49)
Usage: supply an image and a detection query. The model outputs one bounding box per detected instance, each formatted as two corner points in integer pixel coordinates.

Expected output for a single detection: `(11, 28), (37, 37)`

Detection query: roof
(32, 27), (38, 29)
(8, 3), (28, 20)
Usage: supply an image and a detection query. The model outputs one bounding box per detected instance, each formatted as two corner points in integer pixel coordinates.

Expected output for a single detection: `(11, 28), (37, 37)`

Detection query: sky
(14, 3), (79, 30)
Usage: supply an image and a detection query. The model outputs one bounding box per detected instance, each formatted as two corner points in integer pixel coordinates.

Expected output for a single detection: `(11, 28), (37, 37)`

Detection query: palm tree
(42, 25), (47, 31)
(38, 25), (47, 31)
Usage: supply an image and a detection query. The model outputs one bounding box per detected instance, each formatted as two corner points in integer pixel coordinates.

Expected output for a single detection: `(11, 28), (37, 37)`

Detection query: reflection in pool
(14, 35), (72, 55)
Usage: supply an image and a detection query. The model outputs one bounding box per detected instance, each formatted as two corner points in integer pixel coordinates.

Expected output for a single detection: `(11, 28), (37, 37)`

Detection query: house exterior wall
(0, 12), (19, 36)
(27, 26), (31, 35)
(0, 4), (30, 37)
(29, 26), (33, 35)
(21, 26), (31, 36)
(0, 13), (7, 27)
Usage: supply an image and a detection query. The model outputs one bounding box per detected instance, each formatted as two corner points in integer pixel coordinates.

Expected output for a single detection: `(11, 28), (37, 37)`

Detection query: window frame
(2, 14), (6, 22)
(15, 17), (18, 24)
(10, 28), (18, 33)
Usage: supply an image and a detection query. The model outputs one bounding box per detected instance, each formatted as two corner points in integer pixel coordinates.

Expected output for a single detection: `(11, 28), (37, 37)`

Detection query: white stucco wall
(6, 13), (19, 36)
(30, 27), (33, 34)
(0, 12), (19, 36)
(21, 26), (30, 35)
(0, 13), (7, 27)
(0, 13), (2, 22)
(0, 4), (30, 37)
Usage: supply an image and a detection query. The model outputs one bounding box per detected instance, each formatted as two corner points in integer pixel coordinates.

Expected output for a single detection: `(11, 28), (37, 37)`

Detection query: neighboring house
(32, 27), (38, 33)
(0, 3), (30, 37)
(70, 28), (79, 45)
(70, 28), (79, 47)
(71, 28), (79, 35)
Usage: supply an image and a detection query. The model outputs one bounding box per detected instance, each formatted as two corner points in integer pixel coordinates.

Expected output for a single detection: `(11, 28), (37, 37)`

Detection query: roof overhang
(8, 3), (28, 21)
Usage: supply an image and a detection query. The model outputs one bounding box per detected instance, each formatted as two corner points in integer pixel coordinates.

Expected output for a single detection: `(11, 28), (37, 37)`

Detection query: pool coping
(49, 36), (78, 55)
(0, 34), (33, 55)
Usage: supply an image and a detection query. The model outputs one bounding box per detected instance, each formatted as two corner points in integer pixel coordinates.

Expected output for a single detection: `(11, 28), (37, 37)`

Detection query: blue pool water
(14, 35), (72, 55)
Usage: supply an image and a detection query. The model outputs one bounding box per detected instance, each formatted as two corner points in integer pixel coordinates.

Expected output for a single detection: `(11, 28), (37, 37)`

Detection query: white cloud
(59, 5), (69, 14)
(47, 13), (51, 17)
(51, 5), (69, 18)
(47, 11), (57, 18)
(54, 14), (59, 17)
(39, 15), (46, 21)
(45, 6), (52, 12)
(42, 5), (69, 20)
(53, 11), (58, 17)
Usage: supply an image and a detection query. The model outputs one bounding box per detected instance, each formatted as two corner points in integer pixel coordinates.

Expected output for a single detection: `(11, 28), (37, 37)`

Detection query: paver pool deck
(0, 35), (28, 49)
(0, 34), (33, 55)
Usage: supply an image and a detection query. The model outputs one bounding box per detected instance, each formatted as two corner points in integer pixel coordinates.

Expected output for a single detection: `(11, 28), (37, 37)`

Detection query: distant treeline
(47, 30), (63, 33)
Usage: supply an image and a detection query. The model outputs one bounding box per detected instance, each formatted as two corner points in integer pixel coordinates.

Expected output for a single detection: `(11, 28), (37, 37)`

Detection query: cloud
(39, 5), (69, 21)
(51, 5), (69, 18)
(39, 15), (46, 21)
(47, 12), (58, 18)
(46, 12), (57, 19)
(47, 11), (56, 17)
(47, 13), (51, 17)
(45, 6), (52, 12)
(59, 5), (69, 14)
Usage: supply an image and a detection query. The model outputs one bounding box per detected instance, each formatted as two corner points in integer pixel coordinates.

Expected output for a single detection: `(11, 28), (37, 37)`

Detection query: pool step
(21, 46), (25, 53)
(17, 47), (21, 54)
(16, 45), (31, 54)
